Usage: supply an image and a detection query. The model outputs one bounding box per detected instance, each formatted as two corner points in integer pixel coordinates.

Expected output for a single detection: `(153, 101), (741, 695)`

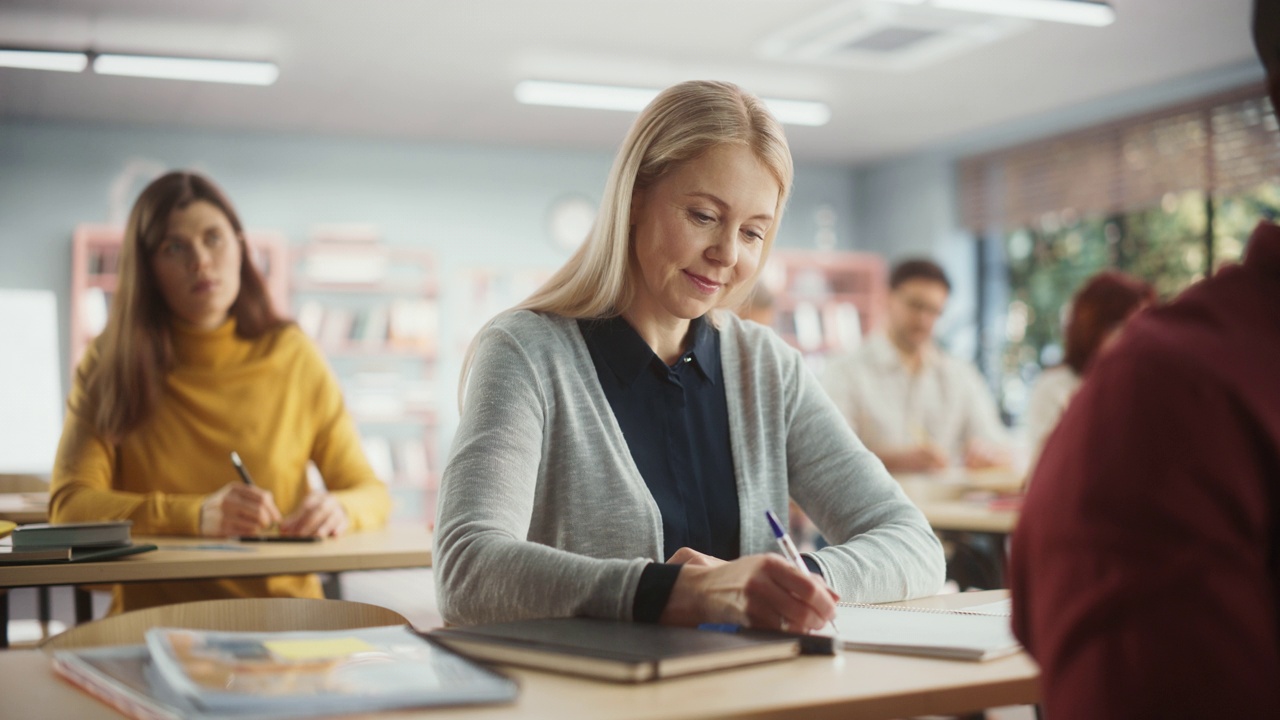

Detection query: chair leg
(74, 587), (94, 624)
(37, 586), (51, 637)
(1, 590), (9, 649)
(322, 573), (343, 600)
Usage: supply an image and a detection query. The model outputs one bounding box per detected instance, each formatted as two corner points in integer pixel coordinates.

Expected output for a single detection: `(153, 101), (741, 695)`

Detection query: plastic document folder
(51, 625), (518, 720)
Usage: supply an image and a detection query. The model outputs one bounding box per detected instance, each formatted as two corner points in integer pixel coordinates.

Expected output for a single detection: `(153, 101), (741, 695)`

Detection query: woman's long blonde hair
(89, 171), (287, 441)
(459, 80), (794, 407)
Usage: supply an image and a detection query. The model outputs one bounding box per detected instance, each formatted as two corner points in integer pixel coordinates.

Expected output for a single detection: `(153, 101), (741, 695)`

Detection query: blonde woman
(51, 172), (390, 613)
(435, 81), (944, 631)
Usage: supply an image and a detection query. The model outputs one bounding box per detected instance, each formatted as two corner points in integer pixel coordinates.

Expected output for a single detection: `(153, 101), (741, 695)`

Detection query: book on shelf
(832, 599), (1019, 661)
(0, 542), (157, 565)
(11, 520), (132, 548)
(90, 247), (121, 275)
(394, 438), (431, 487)
(388, 299), (437, 353)
(360, 305), (390, 346)
(792, 301), (823, 351)
(52, 625), (518, 720)
(294, 301), (324, 339)
(360, 436), (394, 484)
(317, 308), (353, 349)
(824, 302), (863, 352)
(302, 251), (389, 285)
(83, 286), (110, 336)
(429, 617), (802, 682)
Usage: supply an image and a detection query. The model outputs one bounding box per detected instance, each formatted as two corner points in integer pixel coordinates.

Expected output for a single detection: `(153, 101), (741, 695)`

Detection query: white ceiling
(0, 0), (1261, 164)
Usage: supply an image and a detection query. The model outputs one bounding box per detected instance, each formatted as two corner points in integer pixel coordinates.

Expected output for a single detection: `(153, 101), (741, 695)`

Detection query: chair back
(0, 474), (48, 492)
(40, 597), (409, 653)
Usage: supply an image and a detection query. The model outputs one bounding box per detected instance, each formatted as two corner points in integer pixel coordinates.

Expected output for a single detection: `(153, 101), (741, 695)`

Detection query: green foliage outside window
(999, 183), (1280, 423)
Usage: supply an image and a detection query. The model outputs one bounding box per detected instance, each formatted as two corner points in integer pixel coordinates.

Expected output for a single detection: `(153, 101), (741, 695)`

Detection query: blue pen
(765, 509), (840, 635)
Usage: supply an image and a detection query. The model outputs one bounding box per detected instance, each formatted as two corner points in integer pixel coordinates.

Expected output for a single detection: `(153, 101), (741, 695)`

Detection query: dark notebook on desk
(429, 617), (801, 682)
(0, 542), (157, 565)
(10, 520), (133, 548)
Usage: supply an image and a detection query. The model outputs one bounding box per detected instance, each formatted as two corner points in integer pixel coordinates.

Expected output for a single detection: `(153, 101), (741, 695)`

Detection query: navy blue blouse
(579, 315), (741, 561)
(579, 315), (739, 622)
(579, 314), (821, 622)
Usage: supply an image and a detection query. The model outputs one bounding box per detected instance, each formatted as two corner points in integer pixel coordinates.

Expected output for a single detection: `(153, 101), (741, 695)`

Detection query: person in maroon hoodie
(1009, 2), (1280, 717)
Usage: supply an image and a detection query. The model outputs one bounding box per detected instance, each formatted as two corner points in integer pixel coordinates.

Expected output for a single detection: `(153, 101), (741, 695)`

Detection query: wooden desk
(0, 590), (1038, 720)
(915, 500), (1018, 534)
(895, 472), (1021, 590)
(896, 472), (1022, 535)
(0, 528), (432, 589)
(0, 491), (49, 524)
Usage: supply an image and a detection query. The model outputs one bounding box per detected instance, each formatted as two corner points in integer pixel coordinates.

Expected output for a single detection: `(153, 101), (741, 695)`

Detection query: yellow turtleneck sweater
(51, 319), (391, 613)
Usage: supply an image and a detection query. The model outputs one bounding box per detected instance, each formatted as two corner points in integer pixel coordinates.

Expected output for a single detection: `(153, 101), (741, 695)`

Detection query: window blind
(958, 83), (1280, 233)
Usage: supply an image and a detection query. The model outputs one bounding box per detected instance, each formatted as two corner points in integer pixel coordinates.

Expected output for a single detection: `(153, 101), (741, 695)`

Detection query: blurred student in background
(51, 172), (389, 613)
(1024, 271), (1155, 473)
(823, 258), (1009, 474)
(1011, 1), (1280, 715)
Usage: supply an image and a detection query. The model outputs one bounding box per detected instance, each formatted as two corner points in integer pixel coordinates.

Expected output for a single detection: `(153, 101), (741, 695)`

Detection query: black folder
(0, 542), (158, 565)
(429, 617), (803, 682)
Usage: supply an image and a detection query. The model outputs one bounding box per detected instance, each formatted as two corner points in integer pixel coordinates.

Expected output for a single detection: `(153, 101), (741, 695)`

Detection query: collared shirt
(578, 314), (740, 562)
(1024, 364), (1081, 476)
(821, 333), (1008, 463)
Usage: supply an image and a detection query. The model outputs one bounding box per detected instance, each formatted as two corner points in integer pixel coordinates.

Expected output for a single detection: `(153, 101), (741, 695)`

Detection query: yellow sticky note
(263, 637), (376, 660)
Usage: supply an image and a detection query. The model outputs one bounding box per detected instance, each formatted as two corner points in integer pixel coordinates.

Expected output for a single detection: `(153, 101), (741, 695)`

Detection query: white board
(0, 290), (63, 474)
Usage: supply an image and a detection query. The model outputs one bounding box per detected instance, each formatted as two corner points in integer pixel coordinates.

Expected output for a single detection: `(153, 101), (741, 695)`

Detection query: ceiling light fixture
(0, 48), (88, 73)
(0, 46), (280, 85)
(92, 54), (279, 85)
(932, 0), (1115, 27)
(515, 80), (832, 127)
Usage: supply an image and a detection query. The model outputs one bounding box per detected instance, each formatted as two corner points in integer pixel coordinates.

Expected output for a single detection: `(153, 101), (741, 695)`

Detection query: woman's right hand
(659, 553), (838, 632)
(199, 482), (283, 537)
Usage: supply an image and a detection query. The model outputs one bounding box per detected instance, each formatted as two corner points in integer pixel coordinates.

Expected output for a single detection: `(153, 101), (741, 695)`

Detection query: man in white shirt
(823, 258), (1010, 474)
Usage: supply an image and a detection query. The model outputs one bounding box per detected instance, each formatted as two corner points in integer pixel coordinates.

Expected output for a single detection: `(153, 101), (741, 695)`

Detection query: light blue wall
(852, 152), (980, 359)
(0, 120), (857, 435)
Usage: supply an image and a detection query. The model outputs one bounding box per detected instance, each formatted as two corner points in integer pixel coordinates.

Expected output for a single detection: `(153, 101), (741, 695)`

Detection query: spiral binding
(836, 601), (1012, 618)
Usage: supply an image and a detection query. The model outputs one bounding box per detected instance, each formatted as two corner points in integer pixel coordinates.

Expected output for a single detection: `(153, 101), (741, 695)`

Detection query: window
(958, 83), (1279, 424)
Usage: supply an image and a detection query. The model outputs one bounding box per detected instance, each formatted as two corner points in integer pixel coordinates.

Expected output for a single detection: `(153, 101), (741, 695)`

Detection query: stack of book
(53, 625), (518, 719)
(0, 521), (156, 565)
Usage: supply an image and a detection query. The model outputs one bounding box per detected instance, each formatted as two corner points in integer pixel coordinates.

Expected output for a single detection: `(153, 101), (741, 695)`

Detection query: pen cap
(765, 510), (786, 539)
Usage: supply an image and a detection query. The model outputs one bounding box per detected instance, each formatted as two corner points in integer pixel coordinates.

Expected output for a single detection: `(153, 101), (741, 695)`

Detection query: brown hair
(89, 171), (287, 441)
(1255, 0), (1280, 109)
(890, 258), (951, 292)
(1063, 271), (1155, 375)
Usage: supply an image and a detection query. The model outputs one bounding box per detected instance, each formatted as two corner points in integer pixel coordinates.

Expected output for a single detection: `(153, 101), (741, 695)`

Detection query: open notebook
(833, 598), (1019, 661)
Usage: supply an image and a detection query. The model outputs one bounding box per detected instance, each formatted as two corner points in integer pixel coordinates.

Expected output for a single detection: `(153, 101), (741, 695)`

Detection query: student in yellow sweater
(51, 171), (390, 613)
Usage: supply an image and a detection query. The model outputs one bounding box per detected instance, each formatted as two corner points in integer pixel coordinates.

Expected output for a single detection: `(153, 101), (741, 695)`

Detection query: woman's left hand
(280, 493), (349, 538)
(667, 547), (728, 567)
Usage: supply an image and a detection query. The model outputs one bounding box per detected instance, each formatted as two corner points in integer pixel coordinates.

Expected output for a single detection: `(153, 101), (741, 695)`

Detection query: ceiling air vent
(841, 26), (942, 53)
(758, 0), (1031, 72)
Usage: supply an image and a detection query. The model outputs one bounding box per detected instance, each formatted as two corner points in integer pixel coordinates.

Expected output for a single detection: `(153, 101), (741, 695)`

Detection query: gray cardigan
(434, 311), (944, 625)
